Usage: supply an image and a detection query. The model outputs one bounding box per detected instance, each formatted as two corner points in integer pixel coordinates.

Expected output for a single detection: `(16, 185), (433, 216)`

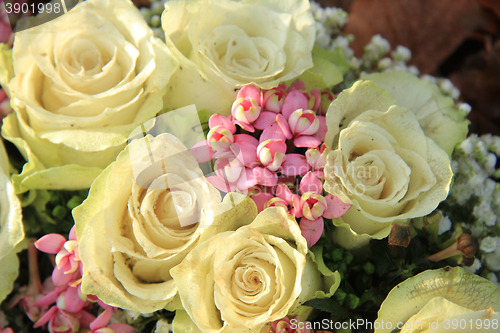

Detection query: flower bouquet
(0, 0), (499, 332)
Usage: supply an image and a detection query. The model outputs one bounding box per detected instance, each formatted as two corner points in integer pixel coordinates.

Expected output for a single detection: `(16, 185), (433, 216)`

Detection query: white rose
(324, 81), (453, 249)
(1, 0), (178, 192)
(161, 0), (315, 115)
(170, 196), (309, 333)
(73, 133), (221, 313)
(0, 139), (24, 304)
(375, 267), (500, 333)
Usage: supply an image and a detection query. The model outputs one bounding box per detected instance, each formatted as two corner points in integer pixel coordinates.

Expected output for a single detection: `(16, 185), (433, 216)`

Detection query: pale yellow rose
(73, 133), (221, 313)
(0, 0), (178, 192)
(324, 82), (453, 249)
(0, 139), (24, 304)
(161, 0), (315, 115)
(375, 267), (500, 333)
(170, 195), (310, 333)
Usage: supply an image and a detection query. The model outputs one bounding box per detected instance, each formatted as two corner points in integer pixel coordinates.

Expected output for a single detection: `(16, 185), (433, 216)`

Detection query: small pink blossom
(207, 125), (234, 153)
(34, 306), (81, 333)
(89, 309), (134, 333)
(35, 227), (82, 287)
(299, 193), (327, 220)
(264, 197), (289, 210)
(271, 316), (311, 333)
(261, 84), (287, 113)
(232, 85), (261, 132)
(257, 139), (287, 172)
(287, 81), (321, 111)
(305, 144), (332, 171)
(288, 109), (321, 148)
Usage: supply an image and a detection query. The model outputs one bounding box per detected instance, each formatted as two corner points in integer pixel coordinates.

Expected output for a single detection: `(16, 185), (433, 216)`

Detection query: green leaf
(304, 298), (351, 318)
(313, 45), (351, 75)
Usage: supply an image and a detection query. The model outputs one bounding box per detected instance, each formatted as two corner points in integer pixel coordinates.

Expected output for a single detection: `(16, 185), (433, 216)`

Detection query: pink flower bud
(264, 197), (289, 210)
(214, 156), (244, 184)
(288, 109), (319, 136)
(300, 193), (327, 220)
(232, 97), (261, 131)
(271, 316), (311, 333)
(305, 144), (332, 170)
(257, 139), (287, 172)
(262, 84), (287, 113)
(207, 125), (234, 152)
(34, 306), (80, 333)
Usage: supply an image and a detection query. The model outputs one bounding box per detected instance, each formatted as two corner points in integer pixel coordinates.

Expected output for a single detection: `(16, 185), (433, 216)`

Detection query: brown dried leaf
(478, 0), (500, 19)
(344, 0), (487, 73)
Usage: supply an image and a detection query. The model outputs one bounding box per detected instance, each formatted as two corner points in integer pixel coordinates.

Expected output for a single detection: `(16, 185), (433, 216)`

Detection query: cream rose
(170, 195), (309, 333)
(0, 0), (178, 192)
(375, 267), (500, 333)
(73, 133), (221, 313)
(324, 81), (453, 249)
(325, 71), (469, 156)
(161, 0), (315, 115)
(0, 139), (24, 304)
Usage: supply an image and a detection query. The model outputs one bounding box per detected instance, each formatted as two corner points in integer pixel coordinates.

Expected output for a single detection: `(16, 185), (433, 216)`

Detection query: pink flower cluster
(11, 228), (133, 333)
(192, 82), (350, 247)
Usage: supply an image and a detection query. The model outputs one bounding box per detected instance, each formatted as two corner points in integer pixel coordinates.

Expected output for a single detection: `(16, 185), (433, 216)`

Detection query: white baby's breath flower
(458, 102), (472, 116)
(154, 319), (172, 333)
(480, 236), (499, 253)
(459, 138), (474, 155)
(438, 215), (452, 235)
(464, 258), (482, 273)
(392, 45), (412, 62)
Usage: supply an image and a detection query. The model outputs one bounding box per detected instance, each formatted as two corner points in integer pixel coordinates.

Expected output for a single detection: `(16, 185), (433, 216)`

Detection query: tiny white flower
(464, 258), (482, 273)
(459, 138), (473, 155)
(408, 65), (420, 76)
(458, 102), (472, 116)
(392, 45), (411, 62)
(421, 74), (437, 83)
(378, 57), (393, 69)
(485, 252), (500, 271)
(438, 215), (452, 235)
(480, 236), (499, 253)
(155, 319), (173, 333)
